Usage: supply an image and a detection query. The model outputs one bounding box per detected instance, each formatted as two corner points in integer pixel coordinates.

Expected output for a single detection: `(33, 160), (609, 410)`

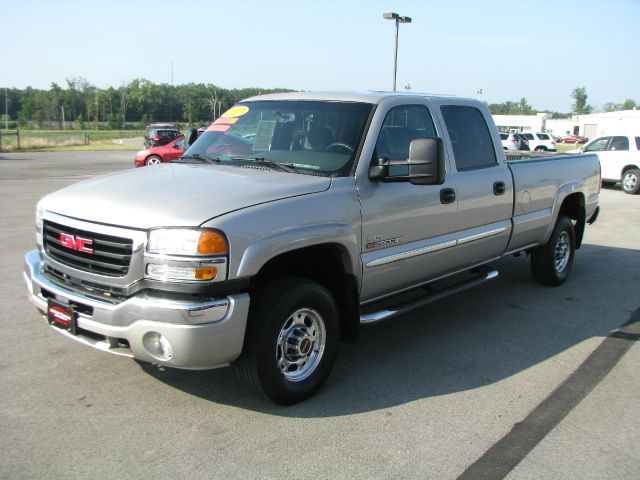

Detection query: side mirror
(184, 128), (198, 148)
(408, 138), (445, 185)
(369, 157), (390, 180)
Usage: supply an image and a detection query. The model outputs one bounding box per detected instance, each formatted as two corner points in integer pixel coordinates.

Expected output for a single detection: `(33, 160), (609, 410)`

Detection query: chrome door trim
(457, 227), (507, 245)
(365, 240), (456, 268)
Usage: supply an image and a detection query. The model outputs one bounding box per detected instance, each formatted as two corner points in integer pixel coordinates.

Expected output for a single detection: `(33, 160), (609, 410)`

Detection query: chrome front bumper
(23, 250), (250, 369)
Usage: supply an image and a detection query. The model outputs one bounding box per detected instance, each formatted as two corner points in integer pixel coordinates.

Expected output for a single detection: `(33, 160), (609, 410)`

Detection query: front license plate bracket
(47, 299), (77, 335)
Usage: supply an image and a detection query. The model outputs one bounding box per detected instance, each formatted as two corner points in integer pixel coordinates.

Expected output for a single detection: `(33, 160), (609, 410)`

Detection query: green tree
(571, 87), (592, 115)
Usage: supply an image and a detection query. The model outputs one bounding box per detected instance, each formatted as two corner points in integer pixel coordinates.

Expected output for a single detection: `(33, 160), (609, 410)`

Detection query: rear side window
(441, 106), (497, 171)
(609, 136), (629, 151)
(636, 137), (640, 150)
(536, 133), (550, 140)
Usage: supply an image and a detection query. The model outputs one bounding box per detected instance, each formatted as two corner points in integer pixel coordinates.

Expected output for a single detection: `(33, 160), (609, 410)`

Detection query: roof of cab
(241, 91), (464, 105)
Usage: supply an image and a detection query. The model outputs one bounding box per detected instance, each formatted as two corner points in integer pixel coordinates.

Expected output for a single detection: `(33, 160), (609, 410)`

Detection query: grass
(555, 143), (582, 153)
(0, 129), (144, 152)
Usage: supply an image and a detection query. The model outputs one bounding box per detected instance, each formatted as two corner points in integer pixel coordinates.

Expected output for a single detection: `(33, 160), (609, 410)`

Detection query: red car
(134, 135), (185, 167)
(559, 135), (588, 144)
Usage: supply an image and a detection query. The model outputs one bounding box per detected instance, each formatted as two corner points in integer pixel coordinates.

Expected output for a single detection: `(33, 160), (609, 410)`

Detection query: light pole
(383, 12), (412, 92)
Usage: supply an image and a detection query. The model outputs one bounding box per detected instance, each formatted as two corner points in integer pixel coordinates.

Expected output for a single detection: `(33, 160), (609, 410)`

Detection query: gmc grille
(43, 220), (133, 276)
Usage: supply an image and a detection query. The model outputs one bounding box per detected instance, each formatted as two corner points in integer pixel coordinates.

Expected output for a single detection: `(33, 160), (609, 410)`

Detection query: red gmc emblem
(59, 233), (94, 254)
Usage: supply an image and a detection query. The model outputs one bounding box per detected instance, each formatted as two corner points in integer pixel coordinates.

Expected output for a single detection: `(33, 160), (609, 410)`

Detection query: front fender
(236, 223), (360, 279)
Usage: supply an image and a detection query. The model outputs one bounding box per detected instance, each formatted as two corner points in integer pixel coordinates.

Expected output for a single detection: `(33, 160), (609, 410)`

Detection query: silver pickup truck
(23, 92), (600, 404)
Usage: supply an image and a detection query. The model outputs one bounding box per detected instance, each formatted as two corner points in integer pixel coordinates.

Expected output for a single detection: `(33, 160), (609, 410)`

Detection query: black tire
(534, 146), (547, 152)
(145, 155), (162, 166)
(621, 169), (640, 194)
(235, 277), (339, 405)
(530, 216), (575, 286)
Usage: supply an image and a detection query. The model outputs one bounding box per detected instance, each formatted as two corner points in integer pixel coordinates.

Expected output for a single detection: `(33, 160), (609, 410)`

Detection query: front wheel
(145, 155), (162, 166)
(622, 169), (640, 194)
(530, 216), (575, 286)
(235, 277), (339, 405)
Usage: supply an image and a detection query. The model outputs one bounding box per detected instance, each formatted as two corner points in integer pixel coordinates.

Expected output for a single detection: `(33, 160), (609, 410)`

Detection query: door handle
(493, 181), (506, 195)
(440, 188), (456, 204)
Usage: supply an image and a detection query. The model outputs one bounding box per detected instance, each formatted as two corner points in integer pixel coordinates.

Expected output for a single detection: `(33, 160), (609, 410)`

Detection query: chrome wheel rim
(276, 308), (326, 382)
(147, 157), (161, 165)
(555, 231), (570, 273)
(622, 172), (637, 191)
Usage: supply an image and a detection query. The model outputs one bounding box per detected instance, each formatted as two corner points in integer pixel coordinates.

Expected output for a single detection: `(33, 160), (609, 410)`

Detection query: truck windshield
(184, 100), (373, 176)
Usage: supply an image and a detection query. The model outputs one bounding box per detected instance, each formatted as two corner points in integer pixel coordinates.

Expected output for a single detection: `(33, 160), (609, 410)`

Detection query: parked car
(518, 132), (557, 151)
(135, 135), (186, 167)
(581, 135), (640, 194)
(144, 124), (181, 148)
(500, 132), (530, 151)
(559, 135), (587, 144)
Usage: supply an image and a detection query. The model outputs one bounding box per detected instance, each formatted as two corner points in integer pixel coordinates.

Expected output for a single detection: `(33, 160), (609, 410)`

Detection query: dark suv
(144, 123), (181, 148)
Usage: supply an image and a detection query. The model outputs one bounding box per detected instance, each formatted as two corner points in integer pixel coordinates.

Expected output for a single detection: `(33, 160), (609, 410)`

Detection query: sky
(2, 0), (638, 112)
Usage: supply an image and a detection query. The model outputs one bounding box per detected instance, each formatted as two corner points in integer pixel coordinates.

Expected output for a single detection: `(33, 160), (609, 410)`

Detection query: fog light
(143, 332), (173, 360)
(158, 335), (173, 359)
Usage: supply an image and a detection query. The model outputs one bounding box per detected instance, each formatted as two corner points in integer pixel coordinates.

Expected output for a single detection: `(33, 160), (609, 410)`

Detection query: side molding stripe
(365, 227), (507, 268)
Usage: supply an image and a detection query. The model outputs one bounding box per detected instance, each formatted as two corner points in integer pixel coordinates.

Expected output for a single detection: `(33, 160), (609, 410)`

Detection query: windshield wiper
(174, 154), (221, 164)
(231, 155), (296, 173)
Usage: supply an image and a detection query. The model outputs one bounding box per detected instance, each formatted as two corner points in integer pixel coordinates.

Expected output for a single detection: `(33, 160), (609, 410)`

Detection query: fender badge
(366, 236), (405, 249)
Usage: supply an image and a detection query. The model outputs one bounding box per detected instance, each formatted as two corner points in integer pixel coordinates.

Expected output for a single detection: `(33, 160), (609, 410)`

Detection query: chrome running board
(360, 268), (499, 324)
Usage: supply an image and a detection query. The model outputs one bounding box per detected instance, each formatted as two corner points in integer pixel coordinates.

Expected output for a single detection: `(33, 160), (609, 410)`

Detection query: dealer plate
(47, 299), (77, 335)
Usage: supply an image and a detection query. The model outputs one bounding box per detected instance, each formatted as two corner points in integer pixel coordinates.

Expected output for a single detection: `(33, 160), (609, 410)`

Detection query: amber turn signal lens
(197, 231), (227, 255)
(195, 267), (217, 280)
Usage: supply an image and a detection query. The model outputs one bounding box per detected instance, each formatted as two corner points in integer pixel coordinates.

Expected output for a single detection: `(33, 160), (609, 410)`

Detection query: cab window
(375, 105), (437, 160)
(374, 105), (437, 177)
(441, 106), (497, 171)
(584, 137), (610, 152)
(609, 136), (629, 151)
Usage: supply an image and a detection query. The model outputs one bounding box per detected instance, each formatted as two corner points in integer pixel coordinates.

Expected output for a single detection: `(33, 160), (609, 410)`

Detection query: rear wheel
(622, 169), (640, 194)
(235, 277), (339, 405)
(530, 216), (575, 286)
(145, 155), (162, 166)
(535, 146), (547, 152)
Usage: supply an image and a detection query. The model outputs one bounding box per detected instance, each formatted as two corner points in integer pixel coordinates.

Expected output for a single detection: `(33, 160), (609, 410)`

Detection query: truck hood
(41, 163), (331, 229)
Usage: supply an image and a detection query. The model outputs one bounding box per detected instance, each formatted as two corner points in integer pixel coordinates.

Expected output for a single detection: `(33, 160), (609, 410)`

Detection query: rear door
(438, 104), (513, 268)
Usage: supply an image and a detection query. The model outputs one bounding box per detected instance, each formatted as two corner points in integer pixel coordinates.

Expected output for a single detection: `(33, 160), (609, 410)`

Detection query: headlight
(35, 202), (44, 246)
(145, 228), (228, 283)
(147, 228), (227, 256)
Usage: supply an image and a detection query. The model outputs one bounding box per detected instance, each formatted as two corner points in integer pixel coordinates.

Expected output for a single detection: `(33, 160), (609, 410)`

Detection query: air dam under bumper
(23, 250), (250, 369)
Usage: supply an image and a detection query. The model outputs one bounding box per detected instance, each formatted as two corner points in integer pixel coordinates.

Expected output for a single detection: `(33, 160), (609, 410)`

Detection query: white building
(493, 109), (640, 140)
(492, 113), (551, 133)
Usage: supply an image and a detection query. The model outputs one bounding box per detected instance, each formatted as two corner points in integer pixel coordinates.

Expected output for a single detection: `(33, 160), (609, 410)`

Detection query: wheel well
(253, 244), (359, 342)
(558, 193), (585, 248)
(622, 165), (640, 174)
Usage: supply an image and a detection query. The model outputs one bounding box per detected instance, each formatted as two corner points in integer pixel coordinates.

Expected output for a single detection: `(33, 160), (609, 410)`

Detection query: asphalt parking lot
(1, 150), (638, 479)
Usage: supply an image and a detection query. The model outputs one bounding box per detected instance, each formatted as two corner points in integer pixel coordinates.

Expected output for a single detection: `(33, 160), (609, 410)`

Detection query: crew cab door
(438, 105), (513, 268)
(357, 104), (460, 303)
